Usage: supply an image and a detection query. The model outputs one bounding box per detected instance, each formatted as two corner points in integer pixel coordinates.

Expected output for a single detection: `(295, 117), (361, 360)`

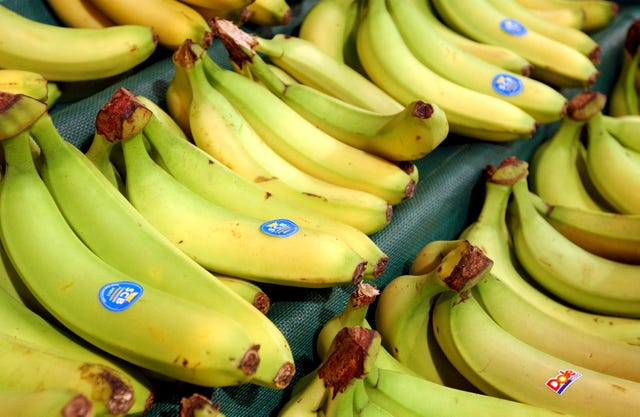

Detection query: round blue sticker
(98, 281), (143, 312)
(500, 18), (527, 36)
(260, 218), (299, 237)
(492, 73), (524, 96)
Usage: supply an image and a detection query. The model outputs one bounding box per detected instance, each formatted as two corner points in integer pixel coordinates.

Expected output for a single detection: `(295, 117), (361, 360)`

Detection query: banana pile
(296, 0), (620, 142)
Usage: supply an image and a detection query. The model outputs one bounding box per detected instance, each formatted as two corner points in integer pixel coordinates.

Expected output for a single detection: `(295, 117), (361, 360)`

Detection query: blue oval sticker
(98, 281), (143, 312)
(492, 73), (524, 96)
(500, 18), (527, 36)
(260, 218), (299, 237)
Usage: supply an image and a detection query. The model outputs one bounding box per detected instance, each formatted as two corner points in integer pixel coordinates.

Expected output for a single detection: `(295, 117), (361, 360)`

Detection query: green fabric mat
(2, 1), (640, 415)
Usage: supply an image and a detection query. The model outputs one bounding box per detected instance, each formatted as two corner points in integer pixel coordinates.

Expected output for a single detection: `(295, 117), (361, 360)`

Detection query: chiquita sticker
(260, 218), (299, 237)
(500, 18), (527, 36)
(98, 281), (143, 312)
(545, 369), (582, 395)
(492, 73), (523, 97)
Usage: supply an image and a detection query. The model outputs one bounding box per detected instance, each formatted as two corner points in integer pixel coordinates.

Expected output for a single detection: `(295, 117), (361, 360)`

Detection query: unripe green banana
(602, 114), (640, 152)
(0, 388), (93, 417)
(138, 97), (388, 279)
(608, 19), (640, 116)
(0, 4), (157, 81)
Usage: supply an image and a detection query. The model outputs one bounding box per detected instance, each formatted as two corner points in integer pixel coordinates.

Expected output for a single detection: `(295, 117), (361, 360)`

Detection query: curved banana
(357, 0), (537, 141)
(0, 69), (49, 102)
(602, 114), (640, 152)
(486, 0), (600, 60)
(608, 19), (640, 117)
(432, 289), (640, 417)
(229, 37), (448, 161)
(586, 111), (640, 213)
(298, 0), (357, 63)
(515, 0), (619, 32)
(0, 4), (157, 81)
(246, 0), (291, 26)
(83, 132), (126, 192)
(87, 0), (212, 49)
(456, 157), (640, 347)
(277, 370), (326, 417)
(530, 192), (640, 263)
(172, 44), (392, 235)
(255, 34), (403, 114)
(509, 168), (640, 317)
(374, 240), (491, 389)
(431, 0), (600, 87)
(526, 6), (585, 29)
(0, 124), (261, 387)
(0, 388), (93, 417)
(215, 275), (270, 314)
(139, 97), (388, 279)
(387, 0), (567, 124)
(44, 0), (114, 28)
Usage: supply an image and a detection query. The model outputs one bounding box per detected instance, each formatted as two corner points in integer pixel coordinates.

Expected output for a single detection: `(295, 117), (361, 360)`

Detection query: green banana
(607, 19), (640, 117)
(138, 96), (388, 279)
(0, 388), (93, 417)
(0, 92), (47, 139)
(602, 114), (640, 152)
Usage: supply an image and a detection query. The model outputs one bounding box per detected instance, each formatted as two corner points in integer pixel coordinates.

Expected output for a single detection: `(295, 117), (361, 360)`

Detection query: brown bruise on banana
(252, 291), (271, 314)
(318, 326), (377, 398)
(349, 282), (380, 309)
(485, 156), (529, 186)
(440, 241), (493, 293)
(209, 17), (258, 69)
(179, 393), (222, 417)
(62, 393), (93, 417)
(274, 361), (296, 389)
(566, 91), (606, 121)
(0, 91), (19, 113)
(95, 87), (152, 142)
(79, 363), (134, 415)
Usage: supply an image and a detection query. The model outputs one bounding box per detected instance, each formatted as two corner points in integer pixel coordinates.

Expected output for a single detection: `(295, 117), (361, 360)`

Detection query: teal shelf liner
(1, 1), (640, 415)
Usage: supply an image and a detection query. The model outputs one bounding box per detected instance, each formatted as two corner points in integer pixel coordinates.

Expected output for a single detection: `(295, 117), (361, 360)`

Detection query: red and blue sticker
(545, 369), (582, 395)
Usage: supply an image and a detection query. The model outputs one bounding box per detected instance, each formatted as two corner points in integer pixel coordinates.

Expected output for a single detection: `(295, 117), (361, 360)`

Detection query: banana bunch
(0, 4), (157, 82)
(416, 157), (640, 417)
(609, 19), (640, 116)
(295, 0), (546, 142)
(0, 90), (303, 390)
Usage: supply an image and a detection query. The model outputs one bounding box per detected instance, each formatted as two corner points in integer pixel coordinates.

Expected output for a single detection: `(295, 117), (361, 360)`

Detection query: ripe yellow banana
(602, 114), (640, 152)
(357, 0), (537, 141)
(515, 0), (619, 32)
(585, 111), (640, 213)
(298, 0), (357, 63)
(218, 25), (448, 161)
(0, 69), (49, 102)
(0, 4), (157, 81)
(432, 289), (640, 417)
(432, 0), (600, 87)
(138, 96), (388, 279)
(387, 0), (568, 124)
(44, 0), (114, 28)
(0, 388), (93, 417)
(509, 168), (640, 317)
(87, 0), (212, 49)
(246, 0), (291, 26)
(526, 6), (585, 29)
(171, 43), (392, 235)
(255, 33), (403, 114)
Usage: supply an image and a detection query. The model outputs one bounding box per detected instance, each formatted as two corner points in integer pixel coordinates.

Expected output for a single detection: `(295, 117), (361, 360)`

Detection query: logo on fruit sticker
(260, 218), (299, 237)
(98, 281), (143, 312)
(545, 369), (582, 395)
(500, 18), (527, 36)
(492, 73), (523, 96)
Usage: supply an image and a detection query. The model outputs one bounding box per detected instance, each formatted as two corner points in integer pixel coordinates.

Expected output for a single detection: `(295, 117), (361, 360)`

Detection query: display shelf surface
(2, 1), (639, 415)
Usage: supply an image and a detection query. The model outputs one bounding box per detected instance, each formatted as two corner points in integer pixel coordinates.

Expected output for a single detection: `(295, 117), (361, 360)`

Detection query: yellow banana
(246, 0), (291, 26)
(298, 0), (357, 63)
(515, 0), (619, 32)
(44, 0), (114, 28)
(0, 388), (94, 417)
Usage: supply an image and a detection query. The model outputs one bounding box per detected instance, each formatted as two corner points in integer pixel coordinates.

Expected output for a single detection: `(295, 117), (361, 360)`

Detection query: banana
(246, 0), (291, 26)
(452, 156), (640, 347)
(180, 393), (226, 417)
(224, 32), (448, 161)
(254, 33), (403, 114)
(173, 42), (393, 235)
(432, 289), (640, 417)
(0, 4), (157, 82)
(36, 88), (296, 388)
(357, 0), (537, 141)
(530, 191), (640, 263)
(277, 370), (327, 417)
(215, 275), (270, 314)
(0, 334), (137, 416)
(138, 96), (388, 279)
(508, 165), (640, 317)
(515, 0), (619, 32)
(602, 114), (640, 152)
(44, 0), (114, 28)
(387, 0), (568, 124)
(418, 2), (532, 74)
(298, 0), (357, 63)
(323, 378), (358, 417)
(87, 0), (212, 49)
(0, 69), (49, 102)
(526, 6), (585, 29)
(431, 0), (600, 88)
(486, 0), (601, 60)
(0, 388), (93, 417)
(0, 113), (261, 386)
(374, 240), (492, 389)
(83, 132), (126, 192)
(0, 92), (48, 141)
(585, 111), (640, 213)
(608, 19), (640, 117)
(191, 4), (253, 26)
(202, 31), (418, 205)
